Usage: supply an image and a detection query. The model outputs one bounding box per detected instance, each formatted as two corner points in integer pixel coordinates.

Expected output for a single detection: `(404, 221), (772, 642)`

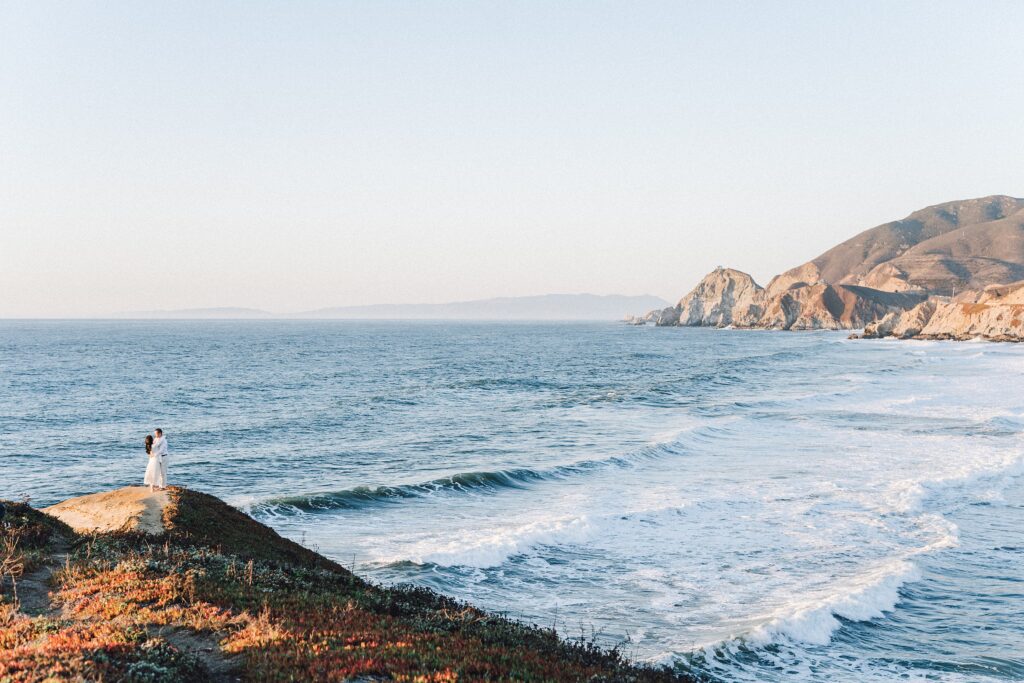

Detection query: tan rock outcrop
(624, 310), (661, 325)
(44, 487), (170, 534)
(669, 267), (765, 327)
(860, 281), (1024, 341)
(859, 262), (927, 293)
(863, 300), (938, 339)
(889, 300), (937, 338)
(655, 305), (681, 326)
(653, 268), (924, 331)
(764, 262), (823, 299)
(977, 282), (1024, 305)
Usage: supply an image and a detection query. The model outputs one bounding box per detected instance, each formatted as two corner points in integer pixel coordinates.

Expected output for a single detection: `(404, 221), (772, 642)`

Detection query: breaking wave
(248, 423), (732, 516)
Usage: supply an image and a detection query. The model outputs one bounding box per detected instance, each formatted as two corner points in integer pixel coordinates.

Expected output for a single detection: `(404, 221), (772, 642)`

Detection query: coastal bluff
(633, 266), (925, 330)
(859, 281), (1024, 341)
(2, 487), (692, 682)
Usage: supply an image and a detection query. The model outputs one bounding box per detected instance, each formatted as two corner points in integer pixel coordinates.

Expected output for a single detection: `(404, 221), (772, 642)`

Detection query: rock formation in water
(860, 281), (1024, 341)
(624, 309), (665, 325)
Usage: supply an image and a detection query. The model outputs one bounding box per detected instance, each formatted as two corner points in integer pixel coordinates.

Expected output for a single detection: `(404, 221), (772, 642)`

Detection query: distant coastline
(111, 293), (670, 321)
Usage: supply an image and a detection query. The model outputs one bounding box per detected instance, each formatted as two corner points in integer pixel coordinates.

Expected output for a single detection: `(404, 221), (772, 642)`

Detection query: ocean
(2, 320), (1022, 681)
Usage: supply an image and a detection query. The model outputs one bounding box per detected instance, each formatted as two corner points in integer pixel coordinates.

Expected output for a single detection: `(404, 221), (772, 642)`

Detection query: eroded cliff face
(863, 301), (938, 339)
(673, 268), (764, 326)
(764, 262), (822, 299)
(653, 268), (925, 331)
(861, 282), (1024, 341)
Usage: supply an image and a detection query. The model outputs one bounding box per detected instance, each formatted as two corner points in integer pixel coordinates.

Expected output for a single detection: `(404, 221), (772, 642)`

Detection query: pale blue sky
(2, 1), (1022, 316)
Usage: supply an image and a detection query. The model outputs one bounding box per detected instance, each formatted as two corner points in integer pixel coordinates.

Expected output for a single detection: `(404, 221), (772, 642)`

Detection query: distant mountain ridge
(639, 194), (1024, 331)
(298, 294), (670, 320)
(116, 307), (274, 319)
(120, 294), (669, 321)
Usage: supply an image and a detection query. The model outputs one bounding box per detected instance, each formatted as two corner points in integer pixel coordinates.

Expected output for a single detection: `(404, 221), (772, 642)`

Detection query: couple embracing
(143, 428), (169, 492)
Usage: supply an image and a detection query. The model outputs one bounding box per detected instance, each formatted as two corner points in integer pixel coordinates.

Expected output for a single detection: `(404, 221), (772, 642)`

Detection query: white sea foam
(384, 499), (695, 568)
(746, 559), (920, 646)
(262, 331), (1024, 682)
(387, 514), (598, 568)
(884, 450), (1024, 514)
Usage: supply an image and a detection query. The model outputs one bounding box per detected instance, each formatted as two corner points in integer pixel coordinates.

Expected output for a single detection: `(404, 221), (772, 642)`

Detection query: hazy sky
(2, 1), (1022, 316)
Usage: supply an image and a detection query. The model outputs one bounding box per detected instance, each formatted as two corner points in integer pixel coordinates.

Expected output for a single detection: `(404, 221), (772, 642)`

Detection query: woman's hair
(145, 434), (154, 454)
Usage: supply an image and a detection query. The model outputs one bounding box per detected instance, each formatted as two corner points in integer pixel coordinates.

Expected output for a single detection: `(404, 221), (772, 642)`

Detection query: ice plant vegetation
(1, 490), (696, 682)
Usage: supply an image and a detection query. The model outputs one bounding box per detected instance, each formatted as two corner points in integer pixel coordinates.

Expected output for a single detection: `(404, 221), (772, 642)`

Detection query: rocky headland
(634, 267), (926, 330)
(632, 195), (1024, 340)
(859, 281), (1024, 341)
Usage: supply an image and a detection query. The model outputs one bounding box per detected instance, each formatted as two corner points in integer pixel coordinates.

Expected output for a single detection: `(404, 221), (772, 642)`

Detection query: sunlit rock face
(654, 268), (923, 331)
(638, 196), (1024, 335)
(860, 282), (1024, 341)
(661, 267), (765, 327)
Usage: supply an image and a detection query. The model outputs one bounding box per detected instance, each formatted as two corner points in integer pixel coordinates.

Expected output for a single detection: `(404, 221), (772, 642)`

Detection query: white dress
(144, 451), (164, 487)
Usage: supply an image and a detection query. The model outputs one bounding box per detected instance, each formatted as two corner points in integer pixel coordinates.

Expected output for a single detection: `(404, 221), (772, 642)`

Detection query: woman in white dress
(143, 434), (164, 492)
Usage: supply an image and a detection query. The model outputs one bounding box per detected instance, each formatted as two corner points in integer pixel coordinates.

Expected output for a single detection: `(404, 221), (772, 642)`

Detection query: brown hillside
(774, 195), (1024, 295)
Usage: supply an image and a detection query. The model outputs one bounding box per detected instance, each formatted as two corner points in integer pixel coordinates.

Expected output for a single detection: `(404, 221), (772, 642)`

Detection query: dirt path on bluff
(152, 626), (243, 682)
(4, 533), (70, 617)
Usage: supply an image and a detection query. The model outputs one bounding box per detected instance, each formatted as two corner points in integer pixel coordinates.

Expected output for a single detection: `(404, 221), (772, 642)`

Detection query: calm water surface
(2, 321), (1022, 681)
